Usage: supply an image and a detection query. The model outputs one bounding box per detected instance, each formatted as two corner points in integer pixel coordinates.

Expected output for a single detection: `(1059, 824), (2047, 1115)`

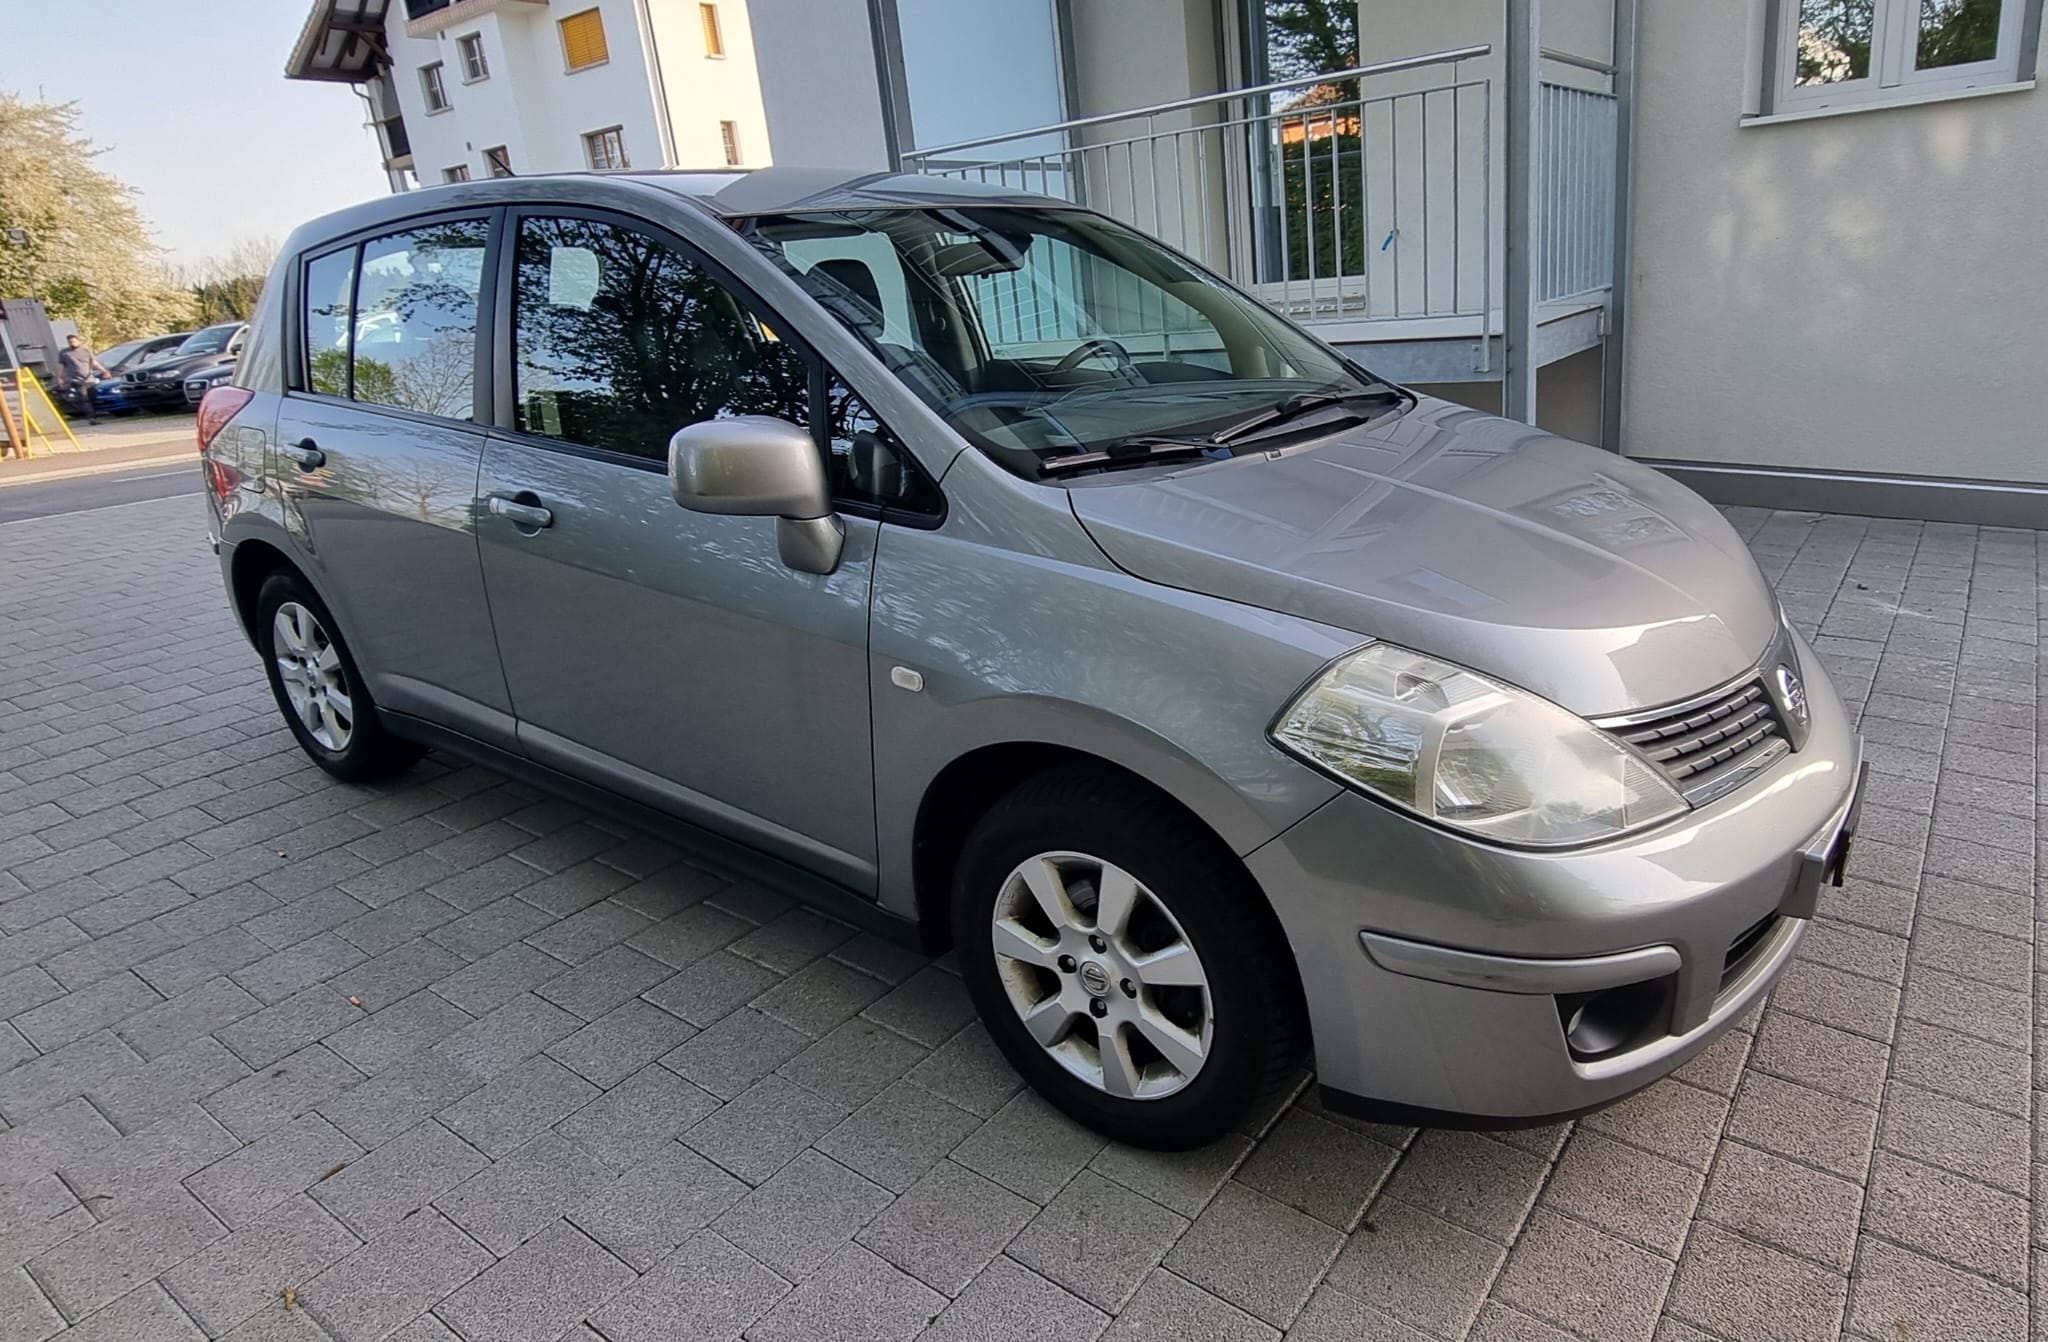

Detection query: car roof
(621, 167), (1062, 217)
(284, 167), (1063, 255)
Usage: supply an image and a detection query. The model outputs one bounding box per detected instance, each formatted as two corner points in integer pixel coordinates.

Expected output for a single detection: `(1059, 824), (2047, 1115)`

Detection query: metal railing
(901, 47), (1494, 327)
(901, 44), (1623, 333)
(1539, 81), (1618, 302)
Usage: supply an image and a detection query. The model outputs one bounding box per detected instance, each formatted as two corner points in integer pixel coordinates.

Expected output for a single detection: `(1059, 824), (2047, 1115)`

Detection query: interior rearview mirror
(669, 416), (844, 575)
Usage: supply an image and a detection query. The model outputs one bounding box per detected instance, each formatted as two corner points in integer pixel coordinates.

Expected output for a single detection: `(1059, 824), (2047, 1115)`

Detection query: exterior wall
(747, 0), (890, 167)
(645, 0), (774, 167)
(1626, 1), (2048, 484)
(377, 0), (770, 180)
(1411, 346), (1604, 445)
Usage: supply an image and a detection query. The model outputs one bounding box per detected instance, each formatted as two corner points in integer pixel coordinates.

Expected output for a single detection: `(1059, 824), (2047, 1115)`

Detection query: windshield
(178, 324), (239, 356)
(745, 207), (1388, 476)
(98, 340), (145, 369)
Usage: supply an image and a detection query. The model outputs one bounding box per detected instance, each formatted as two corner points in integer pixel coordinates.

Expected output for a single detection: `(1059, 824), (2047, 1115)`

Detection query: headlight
(1271, 643), (1688, 847)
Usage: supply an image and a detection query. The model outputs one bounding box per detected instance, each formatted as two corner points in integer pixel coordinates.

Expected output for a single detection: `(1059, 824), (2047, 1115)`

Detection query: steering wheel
(1051, 337), (1140, 380)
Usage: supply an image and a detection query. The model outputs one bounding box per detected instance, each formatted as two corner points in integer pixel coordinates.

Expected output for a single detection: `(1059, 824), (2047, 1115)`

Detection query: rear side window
(511, 214), (808, 460)
(353, 221), (489, 419)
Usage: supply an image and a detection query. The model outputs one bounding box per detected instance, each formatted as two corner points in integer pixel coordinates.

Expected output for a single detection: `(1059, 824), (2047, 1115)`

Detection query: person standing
(56, 334), (109, 425)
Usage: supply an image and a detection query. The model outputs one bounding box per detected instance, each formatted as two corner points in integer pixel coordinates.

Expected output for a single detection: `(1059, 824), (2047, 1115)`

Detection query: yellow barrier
(2, 371), (84, 457)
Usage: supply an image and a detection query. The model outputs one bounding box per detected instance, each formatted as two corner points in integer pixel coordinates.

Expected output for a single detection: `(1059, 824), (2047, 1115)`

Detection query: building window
(720, 120), (742, 166)
(484, 146), (514, 177)
(1770, 0), (2036, 113)
(584, 126), (629, 170)
(559, 8), (609, 71)
(701, 3), (725, 56)
(419, 62), (449, 112)
(457, 33), (489, 82)
(442, 164), (471, 182)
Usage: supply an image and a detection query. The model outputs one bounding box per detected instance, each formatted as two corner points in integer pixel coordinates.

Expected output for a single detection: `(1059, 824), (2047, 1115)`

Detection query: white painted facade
(380, 0), (772, 183)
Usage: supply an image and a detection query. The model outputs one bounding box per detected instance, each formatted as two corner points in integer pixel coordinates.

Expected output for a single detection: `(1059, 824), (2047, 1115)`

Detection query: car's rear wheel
(951, 764), (1306, 1148)
(255, 571), (421, 783)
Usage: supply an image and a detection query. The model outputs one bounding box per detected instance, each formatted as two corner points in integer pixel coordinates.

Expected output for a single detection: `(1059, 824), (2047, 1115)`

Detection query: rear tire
(255, 571), (421, 783)
(950, 764), (1307, 1149)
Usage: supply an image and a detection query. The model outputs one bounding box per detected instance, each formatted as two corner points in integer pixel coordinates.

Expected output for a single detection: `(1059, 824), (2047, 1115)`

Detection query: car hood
(1065, 396), (1779, 717)
(134, 351), (225, 378)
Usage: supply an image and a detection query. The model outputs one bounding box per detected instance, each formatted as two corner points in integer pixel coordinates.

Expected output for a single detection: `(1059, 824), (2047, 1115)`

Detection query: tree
(1261, 0), (1360, 82)
(175, 237), (279, 325)
(0, 92), (190, 343)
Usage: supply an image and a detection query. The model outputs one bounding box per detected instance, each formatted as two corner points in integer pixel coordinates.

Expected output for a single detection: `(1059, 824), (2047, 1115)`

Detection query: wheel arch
(908, 742), (1261, 956)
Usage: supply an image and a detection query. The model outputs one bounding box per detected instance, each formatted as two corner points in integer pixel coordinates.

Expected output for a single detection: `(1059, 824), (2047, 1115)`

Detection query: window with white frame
(1770, 0), (2039, 112)
(484, 146), (513, 177)
(719, 120), (742, 166)
(420, 62), (450, 112)
(584, 126), (629, 170)
(457, 33), (489, 82)
(443, 164), (471, 183)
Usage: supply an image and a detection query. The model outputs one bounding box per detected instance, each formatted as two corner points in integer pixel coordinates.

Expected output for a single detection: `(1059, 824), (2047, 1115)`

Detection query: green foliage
(0, 91), (192, 344)
(1261, 0), (1359, 81)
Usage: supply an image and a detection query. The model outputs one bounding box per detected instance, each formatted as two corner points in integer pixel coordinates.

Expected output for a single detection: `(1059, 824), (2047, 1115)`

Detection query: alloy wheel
(273, 601), (353, 751)
(990, 850), (1213, 1099)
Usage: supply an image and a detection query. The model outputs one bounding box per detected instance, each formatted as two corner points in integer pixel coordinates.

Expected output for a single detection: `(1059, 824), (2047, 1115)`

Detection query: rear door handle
(284, 439), (324, 471)
(487, 495), (554, 529)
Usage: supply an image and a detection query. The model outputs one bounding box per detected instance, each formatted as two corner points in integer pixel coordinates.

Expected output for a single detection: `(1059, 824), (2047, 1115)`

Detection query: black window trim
(283, 206), (505, 434)
(486, 203), (944, 526)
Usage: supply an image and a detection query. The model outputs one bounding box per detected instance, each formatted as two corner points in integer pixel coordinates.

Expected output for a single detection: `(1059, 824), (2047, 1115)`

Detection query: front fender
(867, 518), (1354, 920)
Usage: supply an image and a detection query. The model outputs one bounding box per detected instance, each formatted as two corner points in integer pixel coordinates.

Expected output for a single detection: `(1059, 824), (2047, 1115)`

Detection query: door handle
(487, 494), (554, 529)
(284, 438), (324, 471)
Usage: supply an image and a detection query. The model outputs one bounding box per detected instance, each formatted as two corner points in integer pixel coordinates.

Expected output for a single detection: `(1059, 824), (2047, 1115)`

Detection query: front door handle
(487, 494), (554, 530)
(283, 438), (324, 471)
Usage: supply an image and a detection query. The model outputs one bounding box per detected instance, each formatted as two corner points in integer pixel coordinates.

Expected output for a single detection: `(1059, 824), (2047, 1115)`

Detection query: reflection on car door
(474, 209), (880, 890)
(275, 215), (514, 742)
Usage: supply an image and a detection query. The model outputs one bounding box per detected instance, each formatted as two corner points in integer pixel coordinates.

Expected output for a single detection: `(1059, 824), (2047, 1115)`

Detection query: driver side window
(512, 214), (810, 461)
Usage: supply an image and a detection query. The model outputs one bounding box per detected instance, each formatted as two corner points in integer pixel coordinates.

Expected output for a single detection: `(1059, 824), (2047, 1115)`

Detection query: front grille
(1609, 677), (1789, 803)
(1720, 913), (1780, 992)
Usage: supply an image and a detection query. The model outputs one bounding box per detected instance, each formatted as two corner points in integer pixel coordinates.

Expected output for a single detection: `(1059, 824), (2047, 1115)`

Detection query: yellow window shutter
(560, 9), (609, 70)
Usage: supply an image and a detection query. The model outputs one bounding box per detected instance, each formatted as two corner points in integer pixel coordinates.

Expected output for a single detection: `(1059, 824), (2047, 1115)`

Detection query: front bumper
(1247, 627), (1864, 1122)
(123, 379), (188, 407)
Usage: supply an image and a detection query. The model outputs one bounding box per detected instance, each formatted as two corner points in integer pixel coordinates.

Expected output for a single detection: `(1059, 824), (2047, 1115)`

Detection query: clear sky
(5, 1), (391, 266)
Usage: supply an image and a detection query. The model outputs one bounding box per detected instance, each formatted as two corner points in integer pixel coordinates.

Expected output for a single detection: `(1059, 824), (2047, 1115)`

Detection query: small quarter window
(303, 249), (357, 396)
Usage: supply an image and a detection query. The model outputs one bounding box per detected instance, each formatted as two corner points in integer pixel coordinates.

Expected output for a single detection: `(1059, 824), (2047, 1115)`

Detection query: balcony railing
(902, 45), (1619, 342)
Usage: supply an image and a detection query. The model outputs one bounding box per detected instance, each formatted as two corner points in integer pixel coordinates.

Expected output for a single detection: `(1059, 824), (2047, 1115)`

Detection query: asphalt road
(0, 461), (202, 524)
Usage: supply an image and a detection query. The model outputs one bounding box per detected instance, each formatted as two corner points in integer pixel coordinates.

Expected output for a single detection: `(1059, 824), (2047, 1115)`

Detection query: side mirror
(669, 416), (844, 575)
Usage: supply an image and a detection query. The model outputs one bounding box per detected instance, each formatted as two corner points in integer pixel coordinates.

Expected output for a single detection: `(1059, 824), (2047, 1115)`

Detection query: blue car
(95, 332), (193, 415)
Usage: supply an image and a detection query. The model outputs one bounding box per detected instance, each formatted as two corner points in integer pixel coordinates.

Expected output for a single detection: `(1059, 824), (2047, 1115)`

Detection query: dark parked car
(183, 357), (239, 406)
(124, 322), (245, 410)
(95, 332), (194, 415)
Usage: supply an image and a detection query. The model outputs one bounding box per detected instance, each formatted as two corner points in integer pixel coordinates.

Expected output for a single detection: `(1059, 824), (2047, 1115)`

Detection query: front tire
(951, 765), (1306, 1149)
(255, 571), (421, 783)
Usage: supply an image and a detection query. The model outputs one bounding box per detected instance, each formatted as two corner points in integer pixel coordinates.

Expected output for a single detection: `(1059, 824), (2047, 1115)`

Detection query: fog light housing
(1556, 976), (1674, 1061)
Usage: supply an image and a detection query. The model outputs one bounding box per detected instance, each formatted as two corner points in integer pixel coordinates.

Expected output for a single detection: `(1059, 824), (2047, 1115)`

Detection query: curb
(0, 451), (195, 489)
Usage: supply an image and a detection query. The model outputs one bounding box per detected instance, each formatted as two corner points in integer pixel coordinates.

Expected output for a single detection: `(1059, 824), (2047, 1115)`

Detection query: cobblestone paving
(0, 494), (2036, 1342)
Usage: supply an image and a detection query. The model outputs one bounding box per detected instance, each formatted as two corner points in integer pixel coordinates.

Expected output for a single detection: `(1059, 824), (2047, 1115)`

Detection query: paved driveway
(0, 493), (2036, 1342)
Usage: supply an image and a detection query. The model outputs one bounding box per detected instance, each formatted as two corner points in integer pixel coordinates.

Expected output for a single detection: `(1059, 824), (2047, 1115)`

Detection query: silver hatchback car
(201, 169), (1864, 1148)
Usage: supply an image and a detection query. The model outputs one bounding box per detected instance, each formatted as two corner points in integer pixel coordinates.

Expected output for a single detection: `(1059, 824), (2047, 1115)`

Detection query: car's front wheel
(952, 765), (1306, 1149)
(255, 571), (421, 783)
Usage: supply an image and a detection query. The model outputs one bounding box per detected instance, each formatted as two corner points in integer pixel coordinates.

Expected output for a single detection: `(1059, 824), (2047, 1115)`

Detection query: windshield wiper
(1206, 387), (1406, 445)
(1034, 386), (1408, 478)
(1037, 438), (1218, 478)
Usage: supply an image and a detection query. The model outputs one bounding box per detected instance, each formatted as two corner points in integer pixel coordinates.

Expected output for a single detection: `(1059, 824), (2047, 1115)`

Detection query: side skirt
(380, 709), (924, 949)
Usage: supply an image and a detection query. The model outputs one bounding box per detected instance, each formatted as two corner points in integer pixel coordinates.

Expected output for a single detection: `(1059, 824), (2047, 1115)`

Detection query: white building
(291, 0), (2048, 525)
(288, 0), (773, 186)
